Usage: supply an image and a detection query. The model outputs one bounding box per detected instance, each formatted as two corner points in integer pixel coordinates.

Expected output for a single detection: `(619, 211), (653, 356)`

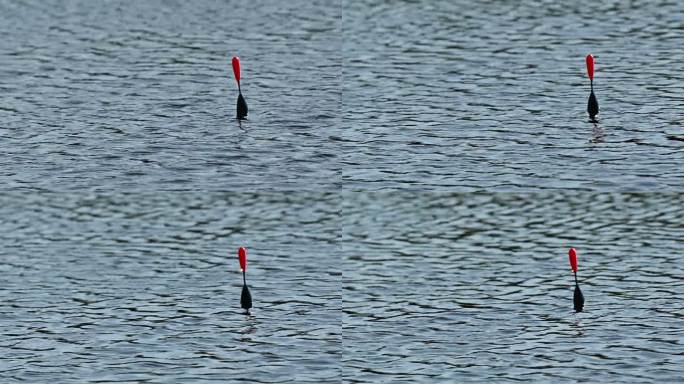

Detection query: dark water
(343, 0), (684, 190)
(0, 193), (340, 382)
(0, 0), (341, 191)
(343, 193), (683, 383)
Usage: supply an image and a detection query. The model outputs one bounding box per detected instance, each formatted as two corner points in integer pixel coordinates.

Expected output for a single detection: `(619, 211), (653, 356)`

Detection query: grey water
(0, 192), (341, 383)
(343, 1), (684, 191)
(342, 193), (683, 383)
(1, 0), (341, 191)
(2, 0), (684, 383)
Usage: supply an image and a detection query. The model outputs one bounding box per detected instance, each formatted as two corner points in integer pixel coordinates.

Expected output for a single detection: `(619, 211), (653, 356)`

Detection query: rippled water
(0, 193), (340, 382)
(3, 1), (684, 383)
(343, 1), (684, 190)
(1, 0), (341, 191)
(342, 193), (683, 383)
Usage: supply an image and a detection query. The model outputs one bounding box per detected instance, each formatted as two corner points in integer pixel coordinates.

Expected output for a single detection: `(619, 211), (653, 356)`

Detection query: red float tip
(231, 56), (241, 84)
(238, 247), (247, 272)
(586, 54), (594, 81)
(568, 248), (578, 273)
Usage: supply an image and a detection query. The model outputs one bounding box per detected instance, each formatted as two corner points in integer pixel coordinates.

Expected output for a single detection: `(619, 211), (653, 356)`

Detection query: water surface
(343, 193), (683, 382)
(1, 0), (341, 191)
(0, 192), (341, 383)
(343, 1), (684, 190)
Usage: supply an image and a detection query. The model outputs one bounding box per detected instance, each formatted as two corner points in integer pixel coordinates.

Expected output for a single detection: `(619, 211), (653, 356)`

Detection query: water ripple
(0, 0), (341, 192)
(342, 193), (684, 383)
(0, 192), (341, 382)
(342, 1), (684, 191)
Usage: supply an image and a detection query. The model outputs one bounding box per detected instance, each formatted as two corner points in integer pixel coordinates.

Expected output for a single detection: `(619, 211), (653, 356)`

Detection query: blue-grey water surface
(343, 193), (683, 383)
(1, 192), (340, 383)
(343, 0), (684, 190)
(3, 1), (684, 383)
(1, 0), (341, 191)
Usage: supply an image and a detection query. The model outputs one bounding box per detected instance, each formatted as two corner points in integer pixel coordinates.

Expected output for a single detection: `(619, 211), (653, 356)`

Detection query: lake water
(2, 0), (683, 383)
(1, 0), (341, 192)
(342, 0), (684, 191)
(342, 193), (683, 383)
(1, 192), (341, 382)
